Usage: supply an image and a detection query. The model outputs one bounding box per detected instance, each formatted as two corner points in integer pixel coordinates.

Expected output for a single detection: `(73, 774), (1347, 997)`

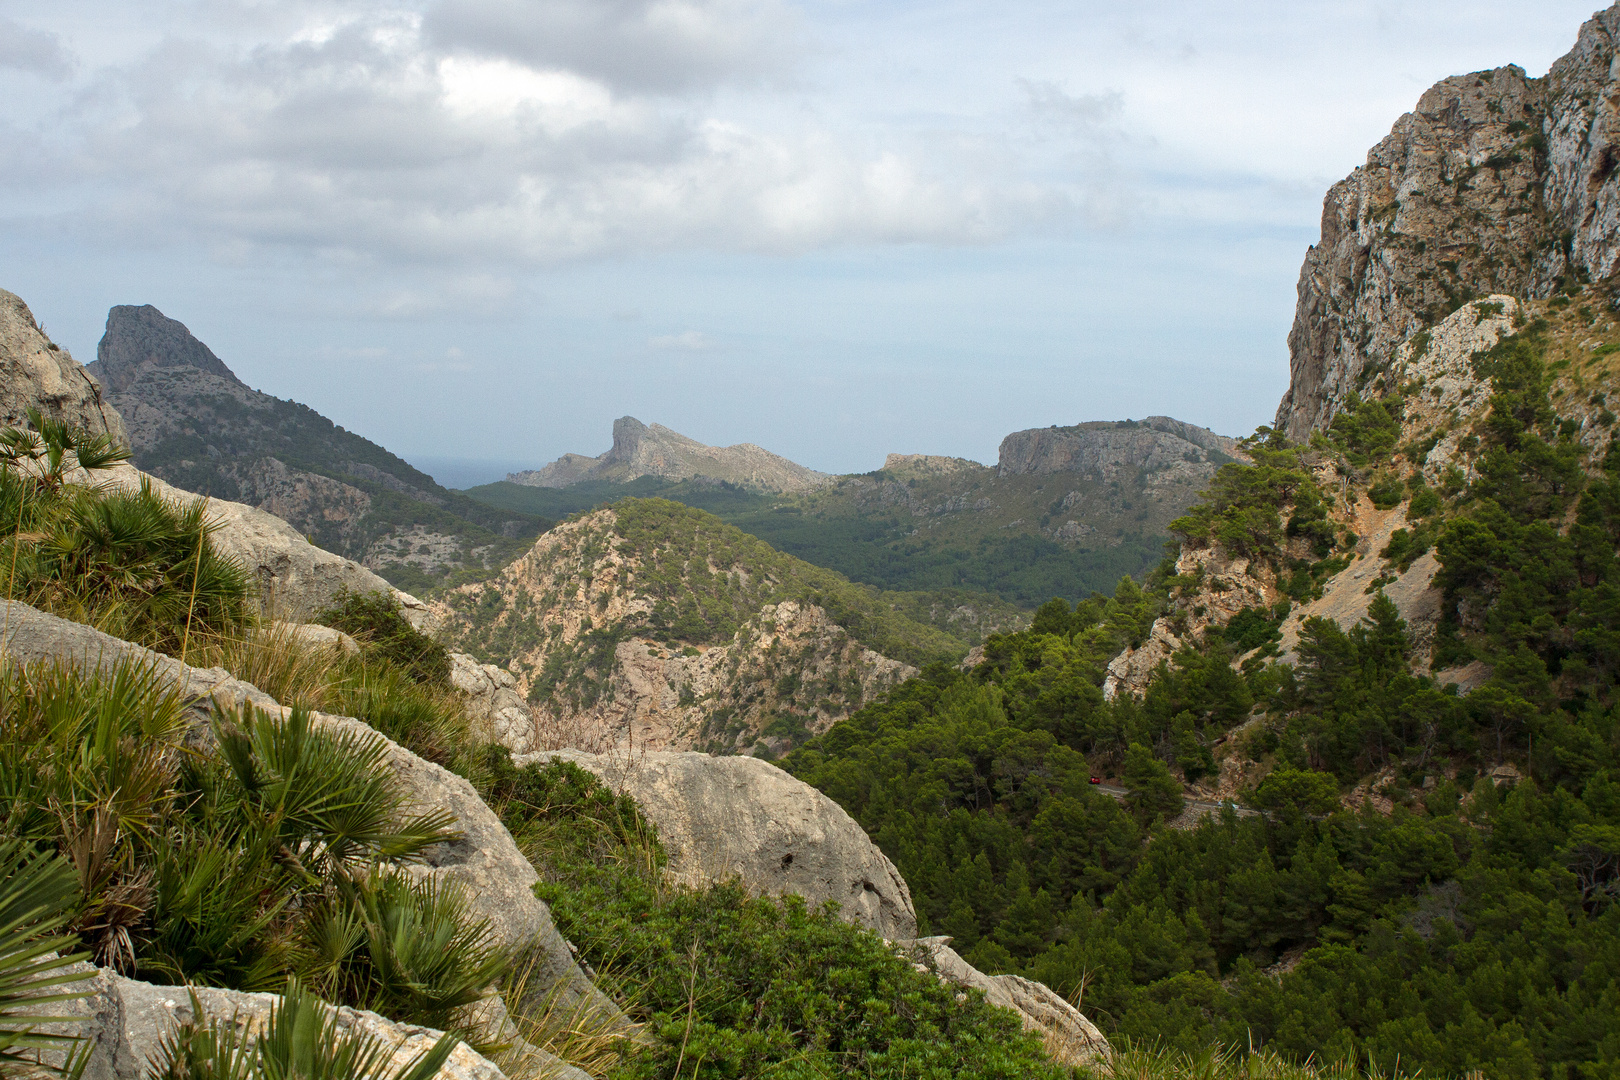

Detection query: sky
(0, 1), (1607, 486)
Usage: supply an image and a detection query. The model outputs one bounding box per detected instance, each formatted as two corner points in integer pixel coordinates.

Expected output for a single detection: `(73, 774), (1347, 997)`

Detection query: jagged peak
(89, 303), (243, 393)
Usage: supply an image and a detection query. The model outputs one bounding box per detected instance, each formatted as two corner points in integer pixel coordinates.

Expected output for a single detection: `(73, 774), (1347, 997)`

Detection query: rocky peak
(996, 416), (1243, 481)
(1275, 3), (1620, 442)
(508, 416), (829, 493)
(0, 288), (126, 443)
(89, 304), (243, 394)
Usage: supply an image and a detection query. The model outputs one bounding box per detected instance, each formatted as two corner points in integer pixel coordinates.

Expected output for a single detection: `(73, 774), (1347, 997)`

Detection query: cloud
(649, 330), (713, 351)
(422, 0), (806, 95)
(46, 11), (1076, 268)
(0, 17), (73, 79)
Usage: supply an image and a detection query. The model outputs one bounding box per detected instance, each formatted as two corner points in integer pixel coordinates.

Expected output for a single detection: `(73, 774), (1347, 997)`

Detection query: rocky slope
(509, 415), (828, 493)
(432, 500), (970, 755)
(86, 304), (545, 591)
(0, 288), (125, 442)
(1275, 3), (1620, 442)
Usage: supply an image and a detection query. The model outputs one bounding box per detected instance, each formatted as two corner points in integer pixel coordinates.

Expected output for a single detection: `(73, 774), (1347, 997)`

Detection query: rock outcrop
(0, 599), (626, 1036)
(904, 937), (1110, 1067)
(0, 288), (125, 443)
(996, 416), (1245, 481)
(436, 508), (918, 755)
(84, 463), (434, 628)
(508, 416), (829, 493)
(451, 651), (540, 754)
(1274, 5), (1620, 442)
(514, 749), (918, 940)
(47, 966), (560, 1080)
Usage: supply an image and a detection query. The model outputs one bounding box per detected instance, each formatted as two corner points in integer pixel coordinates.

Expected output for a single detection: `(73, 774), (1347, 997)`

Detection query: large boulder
(0, 600), (628, 1038)
(513, 749), (917, 939)
(903, 937), (1110, 1068)
(0, 288), (126, 443)
(450, 652), (539, 754)
(89, 462), (435, 629)
(44, 966), (554, 1080)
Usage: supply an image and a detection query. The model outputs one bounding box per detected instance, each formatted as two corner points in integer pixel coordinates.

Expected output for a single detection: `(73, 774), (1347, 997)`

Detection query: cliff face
(85, 304), (544, 589)
(1275, 5), (1620, 441)
(509, 416), (829, 493)
(996, 416), (1244, 481)
(433, 502), (940, 756)
(0, 289), (125, 443)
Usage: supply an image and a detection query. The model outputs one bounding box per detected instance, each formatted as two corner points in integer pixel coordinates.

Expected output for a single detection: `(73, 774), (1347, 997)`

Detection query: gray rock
(513, 749), (917, 939)
(1274, 5), (1620, 442)
(449, 652), (539, 754)
(0, 288), (125, 443)
(996, 416), (1245, 481)
(508, 416), (828, 494)
(271, 620), (362, 657)
(0, 600), (628, 1040)
(45, 965), (529, 1080)
(903, 937), (1110, 1067)
(88, 462), (435, 629)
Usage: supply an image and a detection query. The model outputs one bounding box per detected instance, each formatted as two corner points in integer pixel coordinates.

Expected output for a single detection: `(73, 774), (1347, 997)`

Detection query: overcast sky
(0, 1), (1606, 484)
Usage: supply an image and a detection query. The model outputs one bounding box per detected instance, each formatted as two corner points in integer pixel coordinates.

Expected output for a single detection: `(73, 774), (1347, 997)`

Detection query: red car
(1089, 776), (1102, 784)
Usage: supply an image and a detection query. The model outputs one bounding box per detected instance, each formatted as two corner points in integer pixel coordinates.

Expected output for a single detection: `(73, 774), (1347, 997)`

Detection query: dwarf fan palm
(0, 840), (91, 1076)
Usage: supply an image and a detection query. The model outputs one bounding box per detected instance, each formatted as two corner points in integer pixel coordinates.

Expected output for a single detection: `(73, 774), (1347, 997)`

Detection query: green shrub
(316, 590), (450, 686)
(496, 753), (1068, 1079)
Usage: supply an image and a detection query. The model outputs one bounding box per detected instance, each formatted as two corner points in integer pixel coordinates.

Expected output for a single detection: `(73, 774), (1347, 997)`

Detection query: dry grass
(496, 951), (641, 1080)
(1092, 1044), (1426, 1080)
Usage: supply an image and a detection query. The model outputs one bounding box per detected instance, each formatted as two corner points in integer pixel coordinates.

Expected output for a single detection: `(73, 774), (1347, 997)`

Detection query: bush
(491, 755), (1067, 1078)
(315, 590), (450, 686)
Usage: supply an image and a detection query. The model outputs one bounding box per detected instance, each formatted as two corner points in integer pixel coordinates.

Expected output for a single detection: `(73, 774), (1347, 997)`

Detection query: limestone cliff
(996, 416), (1245, 481)
(1275, 4), (1620, 442)
(509, 416), (829, 493)
(0, 289), (125, 443)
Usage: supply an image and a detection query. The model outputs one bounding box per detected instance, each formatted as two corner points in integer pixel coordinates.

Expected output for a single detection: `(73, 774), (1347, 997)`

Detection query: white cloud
(649, 330), (712, 351)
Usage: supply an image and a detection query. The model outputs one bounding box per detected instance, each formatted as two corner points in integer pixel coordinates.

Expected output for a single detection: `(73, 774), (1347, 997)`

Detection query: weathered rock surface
(903, 937), (1110, 1067)
(271, 620), (362, 657)
(0, 600), (625, 1036)
(997, 416), (1244, 482)
(514, 748), (918, 940)
(46, 966), (557, 1080)
(436, 510), (915, 754)
(86, 462), (433, 628)
(1393, 295), (1520, 483)
(0, 288), (125, 442)
(450, 652), (539, 754)
(881, 453), (983, 475)
(508, 416), (829, 494)
(1274, 6), (1620, 441)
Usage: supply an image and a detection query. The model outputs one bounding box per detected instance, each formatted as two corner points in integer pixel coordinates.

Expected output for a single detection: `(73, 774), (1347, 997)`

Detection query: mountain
(508, 415), (829, 493)
(1275, 8), (1620, 441)
(85, 304), (547, 593)
(469, 415), (1242, 610)
(434, 497), (1000, 756)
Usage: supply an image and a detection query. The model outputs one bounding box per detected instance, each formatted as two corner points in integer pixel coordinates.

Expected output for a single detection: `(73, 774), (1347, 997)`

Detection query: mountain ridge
(85, 303), (546, 592)
(509, 415), (829, 493)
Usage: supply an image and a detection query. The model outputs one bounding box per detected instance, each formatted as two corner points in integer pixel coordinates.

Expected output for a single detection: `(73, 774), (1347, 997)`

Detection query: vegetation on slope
(466, 457), (1180, 612)
(487, 752), (1072, 1079)
(783, 325), (1620, 1079)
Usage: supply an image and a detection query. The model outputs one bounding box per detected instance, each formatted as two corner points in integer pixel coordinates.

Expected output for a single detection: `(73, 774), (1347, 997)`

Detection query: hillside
(470, 414), (1242, 609)
(434, 497), (1022, 755)
(508, 415), (829, 492)
(85, 304), (547, 592)
(777, 8), (1620, 1078)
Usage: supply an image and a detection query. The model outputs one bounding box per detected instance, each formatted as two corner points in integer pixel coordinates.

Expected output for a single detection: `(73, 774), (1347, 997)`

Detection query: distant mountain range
(467, 414), (1244, 608)
(85, 304), (546, 593)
